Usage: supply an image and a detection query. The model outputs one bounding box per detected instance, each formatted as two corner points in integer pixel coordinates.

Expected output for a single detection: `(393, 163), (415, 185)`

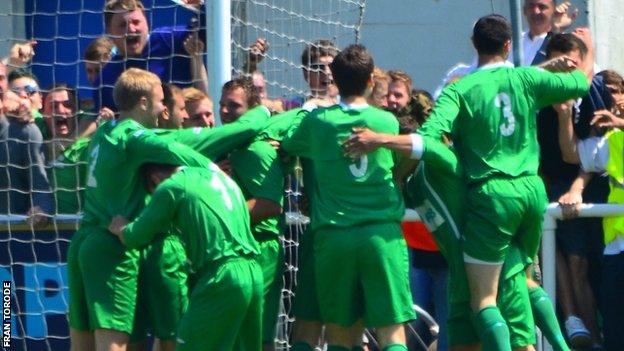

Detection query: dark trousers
(602, 252), (624, 351)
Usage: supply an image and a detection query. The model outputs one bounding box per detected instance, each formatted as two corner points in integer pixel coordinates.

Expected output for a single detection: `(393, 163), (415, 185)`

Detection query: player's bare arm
(343, 127), (413, 158)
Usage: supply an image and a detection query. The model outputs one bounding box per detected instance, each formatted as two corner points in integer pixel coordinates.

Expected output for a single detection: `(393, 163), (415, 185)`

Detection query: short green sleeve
(418, 85), (461, 139)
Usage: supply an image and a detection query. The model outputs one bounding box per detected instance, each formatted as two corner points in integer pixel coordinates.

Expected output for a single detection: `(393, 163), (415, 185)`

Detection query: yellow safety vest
(604, 129), (624, 245)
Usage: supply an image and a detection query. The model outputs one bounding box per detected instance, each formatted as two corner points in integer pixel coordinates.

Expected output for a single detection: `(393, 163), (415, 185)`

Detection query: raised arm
(555, 100), (579, 164)
(184, 32), (209, 92)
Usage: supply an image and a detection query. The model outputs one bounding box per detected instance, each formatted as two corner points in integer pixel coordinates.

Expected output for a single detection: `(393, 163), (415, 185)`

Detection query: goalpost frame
(205, 0), (232, 126)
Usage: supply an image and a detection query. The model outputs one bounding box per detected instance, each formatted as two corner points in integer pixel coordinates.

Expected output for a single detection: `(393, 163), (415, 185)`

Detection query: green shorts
(292, 229), (321, 321)
(314, 222), (415, 327)
(256, 236), (285, 344)
(177, 257), (263, 351)
(464, 175), (547, 263)
(138, 234), (189, 340)
(68, 228), (91, 331)
(79, 226), (140, 333)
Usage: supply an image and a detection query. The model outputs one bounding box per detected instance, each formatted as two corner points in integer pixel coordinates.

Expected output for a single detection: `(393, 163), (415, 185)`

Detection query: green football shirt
(82, 118), (210, 228)
(256, 108), (304, 142)
(47, 137), (90, 214)
(230, 140), (285, 238)
(282, 103), (404, 230)
(418, 64), (589, 183)
(154, 105), (270, 160)
(122, 166), (260, 273)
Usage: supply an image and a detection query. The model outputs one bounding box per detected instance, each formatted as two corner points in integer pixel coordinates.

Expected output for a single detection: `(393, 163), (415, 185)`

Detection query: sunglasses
(308, 63), (330, 72)
(11, 85), (39, 96)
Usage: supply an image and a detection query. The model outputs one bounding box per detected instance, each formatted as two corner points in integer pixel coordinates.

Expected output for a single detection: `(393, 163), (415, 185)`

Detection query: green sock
(291, 341), (314, 351)
(381, 343), (408, 351)
(327, 345), (350, 351)
(529, 287), (570, 351)
(473, 306), (512, 351)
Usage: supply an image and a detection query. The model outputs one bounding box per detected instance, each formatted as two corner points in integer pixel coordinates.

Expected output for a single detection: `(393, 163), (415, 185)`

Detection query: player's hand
(184, 33), (205, 56)
(27, 206), (49, 229)
(4, 92), (34, 124)
(342, 127), (383, 158)
(248, 38), (268, 65)
(538, 56), (577, 73)
(553, 1), (579, 32)
(267, 139), (280, 150)
(572, 28), (593, 53)
(8, 40), (37, 68)
(180, 0), (204, 8)
(108, 215), (129, 242)
(558, 191), (582, 219)
(262, 98), (284, 114)
(590, 109), (624, 129)
(98, 107), (116, 121)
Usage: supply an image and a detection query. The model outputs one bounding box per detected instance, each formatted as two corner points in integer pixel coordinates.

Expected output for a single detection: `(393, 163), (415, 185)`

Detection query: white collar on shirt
(339, 102), (369, 111)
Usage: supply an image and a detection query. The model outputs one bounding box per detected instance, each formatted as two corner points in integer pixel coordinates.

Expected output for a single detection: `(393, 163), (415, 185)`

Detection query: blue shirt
(94, 26), (194, 111)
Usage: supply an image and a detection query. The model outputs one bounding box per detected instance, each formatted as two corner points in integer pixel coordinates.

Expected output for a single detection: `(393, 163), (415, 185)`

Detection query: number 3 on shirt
(495, 93), (515, 136)
(349, 155), (368, 178)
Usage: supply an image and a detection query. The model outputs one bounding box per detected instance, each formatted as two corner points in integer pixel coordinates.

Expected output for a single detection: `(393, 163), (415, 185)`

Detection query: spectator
(599, 70), (624, 116)
(296, 39), (339, 107)
(368, 67), (390, 109)
(516, 0), (578, 66)
(41, 84), (80, 160)
(159, 83), (188, 129)
(387, 70), (412, 113)
(556, 69), (624, 351)
(8, 69), (45, 136)
(84, 36), (114, 86)
(539, 32), (606, 349)
(182, 87), (214, 128)
(42, 85), (91, 215)
(0, 90), (53, 225)
(95, 0), (205, 110)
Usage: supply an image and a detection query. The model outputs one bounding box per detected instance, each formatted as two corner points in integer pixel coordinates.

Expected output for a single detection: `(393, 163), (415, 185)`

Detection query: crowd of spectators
(1, 0), (623, 350)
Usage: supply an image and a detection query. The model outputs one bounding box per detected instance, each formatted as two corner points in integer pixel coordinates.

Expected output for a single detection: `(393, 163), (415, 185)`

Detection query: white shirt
(521, 31), (548, 66)
(508, 31), (549, 66)
(578, 136), (609, 173)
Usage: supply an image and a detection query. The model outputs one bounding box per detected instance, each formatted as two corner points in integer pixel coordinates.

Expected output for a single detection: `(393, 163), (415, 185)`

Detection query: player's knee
(326, 323), (356, 347)
(376, 323), (406, 348)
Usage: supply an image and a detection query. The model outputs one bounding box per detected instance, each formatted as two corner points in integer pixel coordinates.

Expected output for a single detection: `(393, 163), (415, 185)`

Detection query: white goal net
(0, 1), (366, 350)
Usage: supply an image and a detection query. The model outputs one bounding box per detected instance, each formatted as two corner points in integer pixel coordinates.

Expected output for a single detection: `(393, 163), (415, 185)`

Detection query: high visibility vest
(604, 129), (624, 245)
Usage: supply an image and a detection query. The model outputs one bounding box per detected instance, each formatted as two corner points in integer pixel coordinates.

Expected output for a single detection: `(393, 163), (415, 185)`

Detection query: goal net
(0, 0), (366, 350)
